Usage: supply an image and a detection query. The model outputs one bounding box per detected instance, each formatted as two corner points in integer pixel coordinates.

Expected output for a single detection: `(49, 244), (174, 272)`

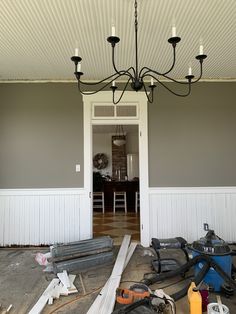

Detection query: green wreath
(93, 153), (108, 169)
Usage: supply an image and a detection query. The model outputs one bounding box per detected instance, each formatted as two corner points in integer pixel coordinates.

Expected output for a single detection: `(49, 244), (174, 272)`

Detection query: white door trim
(83, 91), (150, 247)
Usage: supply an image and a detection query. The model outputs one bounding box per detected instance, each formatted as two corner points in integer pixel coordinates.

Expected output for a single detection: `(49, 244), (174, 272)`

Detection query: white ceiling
(0, 0), (235, 82)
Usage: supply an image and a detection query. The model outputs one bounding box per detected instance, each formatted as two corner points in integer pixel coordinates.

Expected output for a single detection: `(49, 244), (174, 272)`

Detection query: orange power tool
(116, 284), (150, 305)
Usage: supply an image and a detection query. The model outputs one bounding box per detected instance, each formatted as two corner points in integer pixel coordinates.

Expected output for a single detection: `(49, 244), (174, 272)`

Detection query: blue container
(191, 230), (232, 292)
(192, 251), (232, 292)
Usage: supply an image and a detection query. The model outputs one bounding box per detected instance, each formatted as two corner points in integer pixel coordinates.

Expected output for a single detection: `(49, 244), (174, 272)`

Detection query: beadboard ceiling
(0, 0), (235, 82)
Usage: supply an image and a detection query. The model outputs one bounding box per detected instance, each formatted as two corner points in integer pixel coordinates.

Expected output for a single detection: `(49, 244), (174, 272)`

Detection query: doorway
(83, 91), (150, 247)
(92, 124), (140, 244)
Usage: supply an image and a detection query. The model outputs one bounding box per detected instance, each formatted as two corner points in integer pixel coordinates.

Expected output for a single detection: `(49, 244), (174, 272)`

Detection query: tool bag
(151, 237), (189, 273)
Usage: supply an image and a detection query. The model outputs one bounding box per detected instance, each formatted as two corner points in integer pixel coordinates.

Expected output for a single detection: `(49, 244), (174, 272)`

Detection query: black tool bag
(151, 237), (189, 273)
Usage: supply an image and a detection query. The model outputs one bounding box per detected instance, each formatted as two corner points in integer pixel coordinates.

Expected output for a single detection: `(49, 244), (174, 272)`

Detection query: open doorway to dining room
(83, 91), (150, 247)
(92, 124), (140, 244)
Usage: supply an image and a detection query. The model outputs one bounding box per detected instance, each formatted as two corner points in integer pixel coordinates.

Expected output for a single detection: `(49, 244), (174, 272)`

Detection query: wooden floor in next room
(93, 212), (140, 244)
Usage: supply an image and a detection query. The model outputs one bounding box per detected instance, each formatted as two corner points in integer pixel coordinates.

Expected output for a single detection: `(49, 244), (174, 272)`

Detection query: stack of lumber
(50, 236), (114, 273)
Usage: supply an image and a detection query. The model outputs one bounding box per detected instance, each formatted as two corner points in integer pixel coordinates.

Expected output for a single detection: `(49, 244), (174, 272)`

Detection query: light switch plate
(76, 164), (80, 172)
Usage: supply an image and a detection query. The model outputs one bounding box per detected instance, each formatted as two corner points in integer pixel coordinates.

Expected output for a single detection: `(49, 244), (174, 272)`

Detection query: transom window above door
(92, 103), (139, 119)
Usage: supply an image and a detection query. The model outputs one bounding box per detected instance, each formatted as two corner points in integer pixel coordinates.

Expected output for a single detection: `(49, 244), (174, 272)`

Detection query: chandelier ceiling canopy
(71, 0), (207, 104)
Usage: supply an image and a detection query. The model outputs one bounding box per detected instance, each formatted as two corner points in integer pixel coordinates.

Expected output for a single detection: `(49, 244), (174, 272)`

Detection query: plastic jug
(188, 282), (202, 314)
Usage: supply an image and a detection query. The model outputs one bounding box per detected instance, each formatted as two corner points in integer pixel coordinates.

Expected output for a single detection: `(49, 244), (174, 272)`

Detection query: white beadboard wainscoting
(149, 187), (236, 243)
(0, 188), (90, 246)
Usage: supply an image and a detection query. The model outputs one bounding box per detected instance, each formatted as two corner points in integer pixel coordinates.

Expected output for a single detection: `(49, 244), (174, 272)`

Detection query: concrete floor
(0, 245), (236, 313)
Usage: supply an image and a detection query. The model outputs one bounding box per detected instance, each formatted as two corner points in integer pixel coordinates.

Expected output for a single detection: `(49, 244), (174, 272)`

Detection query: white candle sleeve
(188, 67), (192, 75)
(172, 26), (176, 37)
(112, 26), (115, 36)
(75, 48), (79, 56)
(77, 63), (81, 72)
(112, 80), (116, 87)
(199, 45), (204, 55)
(151, 78), (154, 86)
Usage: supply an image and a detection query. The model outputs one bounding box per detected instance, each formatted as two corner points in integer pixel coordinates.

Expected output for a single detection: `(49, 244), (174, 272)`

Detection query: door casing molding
(83, 91), (150, 246)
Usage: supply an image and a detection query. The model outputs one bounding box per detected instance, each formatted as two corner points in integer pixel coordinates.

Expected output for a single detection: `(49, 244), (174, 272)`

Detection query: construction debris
(87, 235), (137, 314)
(35, 236), (114, 273)
(35, 252), (52, 266)
(0, 304), (13, 314)
(29, 270), (78, 314)
(53, 250), (114, 273)
(51, 236), (113, 262)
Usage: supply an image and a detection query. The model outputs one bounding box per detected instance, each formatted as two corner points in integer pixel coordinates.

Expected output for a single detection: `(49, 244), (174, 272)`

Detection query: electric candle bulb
(112, 26), (115, 36)
(172, 26), (176, 37)
(188, 67), (192, 76)
(75, 48), (79, 57)
(151, 78), (154, 86)
(112, 80), (116, 87)
(199, 45), (204, 55)
(77, 63), (81, 72)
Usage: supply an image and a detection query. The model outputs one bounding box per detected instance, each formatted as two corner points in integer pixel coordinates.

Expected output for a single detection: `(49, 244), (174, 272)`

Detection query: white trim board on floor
(87, 238), (137, 314)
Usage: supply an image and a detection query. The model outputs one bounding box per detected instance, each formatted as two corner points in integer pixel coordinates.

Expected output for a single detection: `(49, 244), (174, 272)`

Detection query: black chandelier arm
(77, 79), (114, 95)
(161, 57), (206, 84)
(139, 67), (164, 80)
(76, 72), (120, 86)
(142, 82), (154, 103)
(111, 46), (120, 74)
(112, 47), (136, 78)
(141, 69), (189, 85)
(188, 60), (203, 84)
(141, 57), (205, 85)
(138, 46), (177, 78)
(112, 77), (131, 105)
(139, 67), (155, 78)
(115, 66), (136, 79)
(162, 45), (177, 75)
(156, 77), (192, 97)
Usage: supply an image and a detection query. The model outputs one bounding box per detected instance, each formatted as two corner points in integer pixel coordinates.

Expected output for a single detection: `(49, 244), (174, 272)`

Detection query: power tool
(116, 284), (150, 305)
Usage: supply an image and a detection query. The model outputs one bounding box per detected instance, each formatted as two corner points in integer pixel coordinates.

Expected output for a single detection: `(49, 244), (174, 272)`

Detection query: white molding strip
(87, 238), (132, 314)
(149, 186), (236, 243)
(149, 186), (236, 194)
(0, 188), (89, 246)
(0, 188), (84, 196)
(87, 242), (137, 314)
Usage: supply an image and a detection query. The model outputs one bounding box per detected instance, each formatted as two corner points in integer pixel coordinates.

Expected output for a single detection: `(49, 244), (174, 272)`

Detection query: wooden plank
(28, 278), (60, 314)
(99, 235), (131, 314)
(87, 236), (134, 314)
(124, 242), (137, 269)
(57, 270), (71, 288)
(110, 235), (131, 277)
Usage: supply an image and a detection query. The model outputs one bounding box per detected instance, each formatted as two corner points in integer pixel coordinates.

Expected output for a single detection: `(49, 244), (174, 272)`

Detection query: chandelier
(113, 125), (126, 146)
(71, 0), (207, 104)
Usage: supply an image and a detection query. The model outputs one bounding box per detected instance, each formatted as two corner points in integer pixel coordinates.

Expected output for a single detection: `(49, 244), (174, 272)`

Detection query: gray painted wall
(0, 83), (84, 188)
(0, 82), (235, 188)
(148, 82), (236, 186)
